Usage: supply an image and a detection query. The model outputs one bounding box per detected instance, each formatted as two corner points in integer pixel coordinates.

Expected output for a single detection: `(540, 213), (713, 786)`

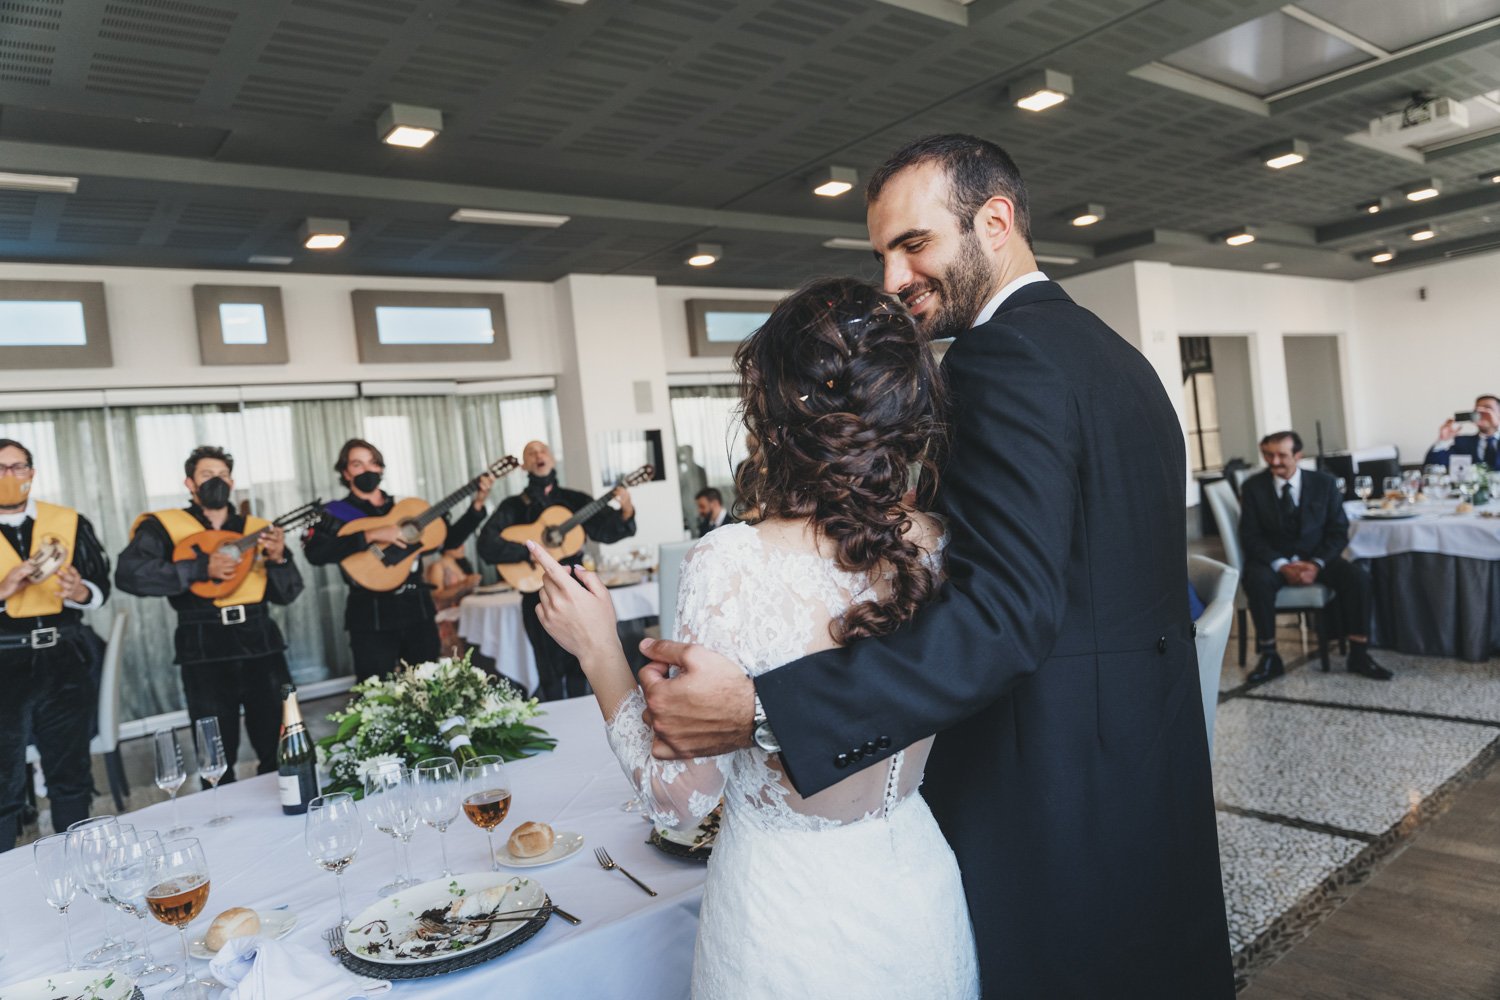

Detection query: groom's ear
(975, 195), (1018, 253)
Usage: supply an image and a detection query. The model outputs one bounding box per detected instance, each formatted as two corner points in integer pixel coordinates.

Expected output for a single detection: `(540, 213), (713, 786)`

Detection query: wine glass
(106, 831), (177, 986)
(363, 763), (418, 897)
(461, 755), (512, 872)
(305, 793), (363, 931)
(1400, 472), (1419, 504)
(1354, 475), (1373, 504)
(1382, 476), (1402, 502)
(34, 833), (78, 970)
(1334, 477), (1347, 500)
(154, 730), (192, 837)
(146, 838), (216, 1000)
(192, 716), (232, 827)
(65, 815), (127, 965)
(414, 757), (461, 878)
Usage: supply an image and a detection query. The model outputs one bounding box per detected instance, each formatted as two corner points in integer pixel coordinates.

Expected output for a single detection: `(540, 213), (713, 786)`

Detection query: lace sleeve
(602, 537), (736, 832)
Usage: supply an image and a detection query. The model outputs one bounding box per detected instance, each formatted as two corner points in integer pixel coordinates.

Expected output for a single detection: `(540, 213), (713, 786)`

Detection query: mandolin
(175, 501), (323, 600)
(338, 456), (520, 592)
(495, 464), (655, 593)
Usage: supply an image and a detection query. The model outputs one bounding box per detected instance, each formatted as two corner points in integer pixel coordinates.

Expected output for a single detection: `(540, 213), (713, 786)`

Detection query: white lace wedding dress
(605, 520), (979, 1000)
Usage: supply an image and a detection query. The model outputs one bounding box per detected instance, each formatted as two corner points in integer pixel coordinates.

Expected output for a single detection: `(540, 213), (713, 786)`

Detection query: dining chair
(1202, 479), (1336, 672)
(1188, 555), (1237, 753)
(656, 540), (696, 642)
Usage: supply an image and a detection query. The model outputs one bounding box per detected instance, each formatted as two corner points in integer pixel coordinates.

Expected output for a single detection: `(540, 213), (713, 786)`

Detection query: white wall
(0, 262), (563, 391)
(1349, 252), (1500, 462)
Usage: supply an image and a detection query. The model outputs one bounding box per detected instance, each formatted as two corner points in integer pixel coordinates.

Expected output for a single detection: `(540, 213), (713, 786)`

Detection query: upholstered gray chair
(1188, 555), (1237, 751)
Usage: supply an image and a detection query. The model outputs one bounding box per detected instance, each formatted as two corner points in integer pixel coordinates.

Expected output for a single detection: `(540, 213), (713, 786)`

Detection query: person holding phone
(1426, 394), (1500, 469)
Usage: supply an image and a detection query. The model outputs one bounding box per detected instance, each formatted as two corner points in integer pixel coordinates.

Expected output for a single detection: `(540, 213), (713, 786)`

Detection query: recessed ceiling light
(1062, 202), (1105, 227)
(1010, 69), (1072, 112)
(1480, 171), (1500, 184)
(0, 171), (79, 194)
(1260, 139), (1309, 170)
(1262, 262), (1282, 270)
(449, 208), (571, 228)
(1357, 200), (1382, 215)
(1221, 226), (1257, 247)
(685, 242), (722, 267)
(1370, 249), (1395, 263)
(1401, 178), (1442, 202)
(1407, 224), (1436, 242)
(811, 165), (858, 198)
(378, 103), (443, 149)
(247, 255), (293, 265)
(822, 237), (874, 251)
(300, 217), (349, 250)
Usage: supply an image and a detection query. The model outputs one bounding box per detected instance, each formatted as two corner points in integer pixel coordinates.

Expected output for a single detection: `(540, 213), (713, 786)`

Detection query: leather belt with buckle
(0, 625), (72, 651)
(220, 605), (247, 626)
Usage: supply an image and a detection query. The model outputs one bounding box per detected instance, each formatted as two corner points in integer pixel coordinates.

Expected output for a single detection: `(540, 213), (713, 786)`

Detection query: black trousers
(349, 622), (440, 683)
(521, 592), (590, 701)
(180, 652), (291, 783)
(1244, 556), (1370, 646)
(0, 636), (94, 852)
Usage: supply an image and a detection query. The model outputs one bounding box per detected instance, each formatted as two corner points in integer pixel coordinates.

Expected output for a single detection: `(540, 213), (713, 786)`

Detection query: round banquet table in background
(1345, 499), (1500, 661)
(457, 581), (661, 694)
(0, 697), (705, 999)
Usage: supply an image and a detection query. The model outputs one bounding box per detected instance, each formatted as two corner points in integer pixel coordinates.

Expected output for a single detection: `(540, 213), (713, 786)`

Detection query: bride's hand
(528, 540), (620, 663)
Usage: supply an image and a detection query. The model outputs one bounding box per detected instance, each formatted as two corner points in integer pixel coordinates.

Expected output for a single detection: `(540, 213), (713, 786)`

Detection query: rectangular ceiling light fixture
(449, 208), (571, 228)
(822, 237), (874, 251)
(300, 217), (349, 250)
(0, 171), (79, 194)
(1010, 69), (1073, 112)
(1401, 178), (1442, 201)
(378, 103), (443, 149)
(1260, 138), (1309, 169)
(812, 165), (859, 198)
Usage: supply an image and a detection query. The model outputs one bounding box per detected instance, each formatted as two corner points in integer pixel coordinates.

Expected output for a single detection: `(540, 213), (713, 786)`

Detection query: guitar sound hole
(542, 529), (563, 548)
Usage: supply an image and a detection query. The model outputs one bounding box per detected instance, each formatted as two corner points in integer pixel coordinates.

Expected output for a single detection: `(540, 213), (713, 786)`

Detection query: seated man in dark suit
(1241, 430), (1392, 683)
(1425, 394), (1500, 469)
(694, 487), (735, 536)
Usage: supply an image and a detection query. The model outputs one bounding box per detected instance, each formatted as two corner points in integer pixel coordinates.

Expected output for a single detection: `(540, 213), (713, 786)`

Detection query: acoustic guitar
(338, 456), (520, 592)
(496, 464), (655, 593)
(174, 501), (323, 600)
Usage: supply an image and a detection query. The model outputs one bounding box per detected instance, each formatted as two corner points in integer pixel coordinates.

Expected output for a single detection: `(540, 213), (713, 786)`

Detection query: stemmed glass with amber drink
(146, 838), (217, 1000)
(461, 755), (512, 872)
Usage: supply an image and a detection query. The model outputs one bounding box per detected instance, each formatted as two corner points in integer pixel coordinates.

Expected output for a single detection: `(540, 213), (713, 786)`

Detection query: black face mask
(524, 471), (557, 503)
(196, 477), (231, 511)
(352, 470), (383, 493)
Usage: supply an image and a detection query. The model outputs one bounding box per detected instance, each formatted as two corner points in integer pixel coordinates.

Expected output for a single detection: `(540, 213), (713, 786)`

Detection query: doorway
(1283, 335), (1347, 454)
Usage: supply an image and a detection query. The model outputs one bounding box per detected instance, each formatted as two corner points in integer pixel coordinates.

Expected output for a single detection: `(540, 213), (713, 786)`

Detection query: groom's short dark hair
(866, 134), (1032, 249)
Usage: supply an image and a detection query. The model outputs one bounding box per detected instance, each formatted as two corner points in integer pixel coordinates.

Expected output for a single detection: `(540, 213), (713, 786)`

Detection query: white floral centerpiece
(318, 651), (555, 798)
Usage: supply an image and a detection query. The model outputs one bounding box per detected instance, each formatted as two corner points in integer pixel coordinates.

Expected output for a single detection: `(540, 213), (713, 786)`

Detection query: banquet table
(456, 581), (660, 694)
(0, 697), (706, 999)
(1345, 498), (1500, 660)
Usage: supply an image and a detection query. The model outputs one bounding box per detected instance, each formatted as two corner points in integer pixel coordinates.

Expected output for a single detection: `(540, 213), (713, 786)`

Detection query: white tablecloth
(0, 698), (705, 999)
(1345, 498), (1500, 560)
(457, 583), (660, 695)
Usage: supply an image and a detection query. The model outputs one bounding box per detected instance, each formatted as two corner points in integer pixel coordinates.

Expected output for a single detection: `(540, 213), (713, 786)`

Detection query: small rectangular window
(685, 299), (778, 357)
(0, 301), (88, 346)
(217, 302), (270, 345)
(374, 306), (495, 345)
(702, 310), (770, 344)
(193, 285), (287, 364)
(0, 281), (112, 368)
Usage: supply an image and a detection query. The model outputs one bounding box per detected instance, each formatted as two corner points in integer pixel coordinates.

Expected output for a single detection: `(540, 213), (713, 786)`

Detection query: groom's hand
(638, 638), (755, 759)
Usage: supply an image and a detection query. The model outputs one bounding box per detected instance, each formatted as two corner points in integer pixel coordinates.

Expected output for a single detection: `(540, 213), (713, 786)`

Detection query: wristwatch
(752, 694), (780, 753)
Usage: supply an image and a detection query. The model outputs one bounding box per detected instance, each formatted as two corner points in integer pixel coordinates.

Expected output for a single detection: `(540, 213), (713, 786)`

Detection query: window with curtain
(669, 384), (748, 532)
(0, 386), (558, 724)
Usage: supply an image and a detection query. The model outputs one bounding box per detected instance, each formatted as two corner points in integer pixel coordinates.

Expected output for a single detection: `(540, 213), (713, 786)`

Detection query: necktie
(1280, 481), (1298, 536)
(1484, 437), (1495, 467)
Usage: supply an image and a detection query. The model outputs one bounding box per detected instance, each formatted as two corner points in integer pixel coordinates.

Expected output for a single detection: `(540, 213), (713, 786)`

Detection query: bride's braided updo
(733, 277), (948, 642)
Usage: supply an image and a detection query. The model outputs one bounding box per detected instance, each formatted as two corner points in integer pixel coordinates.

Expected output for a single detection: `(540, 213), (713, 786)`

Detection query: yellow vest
(0, 501), (79, 618)
(131, 508), (271, 608)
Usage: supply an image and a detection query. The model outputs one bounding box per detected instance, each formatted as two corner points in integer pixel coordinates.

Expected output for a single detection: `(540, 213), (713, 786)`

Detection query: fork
(595, 847), (657, 896)
(322, 925), (347, 957)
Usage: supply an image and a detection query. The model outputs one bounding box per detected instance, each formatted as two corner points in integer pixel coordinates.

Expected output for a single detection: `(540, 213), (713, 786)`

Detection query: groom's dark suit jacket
(757, 281), (1232, 998)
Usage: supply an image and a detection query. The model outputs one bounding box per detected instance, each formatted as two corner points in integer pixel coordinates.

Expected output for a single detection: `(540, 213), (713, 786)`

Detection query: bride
(526, 277), (978, 999)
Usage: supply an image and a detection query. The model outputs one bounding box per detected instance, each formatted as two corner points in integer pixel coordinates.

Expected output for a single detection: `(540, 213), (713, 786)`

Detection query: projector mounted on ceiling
(1369, 94), (1470, 143)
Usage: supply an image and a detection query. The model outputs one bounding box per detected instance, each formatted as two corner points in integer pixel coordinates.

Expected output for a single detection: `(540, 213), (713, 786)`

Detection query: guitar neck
(415, 478), (480, 529)
(558, 490), (617, 535)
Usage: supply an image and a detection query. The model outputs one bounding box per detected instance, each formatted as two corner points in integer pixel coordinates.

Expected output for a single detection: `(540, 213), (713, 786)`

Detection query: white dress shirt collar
(1274, 467), (1303, 506)
(0, 496), (38, 527)
(972, 271), (1049, 328)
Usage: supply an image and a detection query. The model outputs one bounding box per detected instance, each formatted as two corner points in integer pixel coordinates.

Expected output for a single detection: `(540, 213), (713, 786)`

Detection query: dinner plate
(188, 909), (298, 959)
(1360, 509), (1419, 520)
(600, 571), (644, 588)
(0, 969), (136, 1000)
(343, 872), (546, 967)
(494, 830), (584, 868)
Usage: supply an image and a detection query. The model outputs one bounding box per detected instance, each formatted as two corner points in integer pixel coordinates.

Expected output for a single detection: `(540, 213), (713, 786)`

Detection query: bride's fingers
(571, 564), (610, 600)
(525, 540), (577, 589)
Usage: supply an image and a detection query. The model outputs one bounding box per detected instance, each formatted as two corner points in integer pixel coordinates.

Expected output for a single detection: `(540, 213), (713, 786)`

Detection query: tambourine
(24, 535), (69, 584)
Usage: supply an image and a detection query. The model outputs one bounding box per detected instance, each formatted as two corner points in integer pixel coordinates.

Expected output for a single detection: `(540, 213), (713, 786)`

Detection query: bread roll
(507, 821), (555, 858)
(205, 907), (260, 952)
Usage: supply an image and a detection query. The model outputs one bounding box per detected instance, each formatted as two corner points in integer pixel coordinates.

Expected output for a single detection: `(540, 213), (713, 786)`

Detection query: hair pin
(825, 379), (836, 389)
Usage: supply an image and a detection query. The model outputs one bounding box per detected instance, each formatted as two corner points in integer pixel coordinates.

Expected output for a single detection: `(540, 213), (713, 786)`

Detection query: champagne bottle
(438, 715), (479, 764)
(277, 683), (319, 815)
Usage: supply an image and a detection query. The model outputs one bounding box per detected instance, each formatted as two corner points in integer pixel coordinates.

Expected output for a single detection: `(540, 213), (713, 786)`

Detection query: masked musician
(302, 438), (491, 682)
(116, 446), (303, 783)
(477, 440), (636, 700)
(0, 438), (110, 851)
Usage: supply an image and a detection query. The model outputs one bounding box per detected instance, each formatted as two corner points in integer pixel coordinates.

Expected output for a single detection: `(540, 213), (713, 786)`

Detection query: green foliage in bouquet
(1473, 463), (1492, 505)
(318, 651), (555, 798)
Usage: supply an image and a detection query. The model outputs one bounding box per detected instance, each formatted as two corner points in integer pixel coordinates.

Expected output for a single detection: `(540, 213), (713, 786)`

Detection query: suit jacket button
(1157, 636), (1167, 654)
(850, 748), (864, 762)
(862, 741), (877, 755)
(1191, 623), (1198, 638)
(835, 753), (850, 769)
(877, 736), (892, 750)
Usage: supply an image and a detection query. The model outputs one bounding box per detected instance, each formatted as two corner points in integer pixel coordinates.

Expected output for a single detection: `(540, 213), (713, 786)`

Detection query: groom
(639, 135), (1232, 997)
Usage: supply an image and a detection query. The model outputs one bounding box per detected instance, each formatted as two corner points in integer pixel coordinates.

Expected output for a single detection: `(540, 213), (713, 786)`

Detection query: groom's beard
(909, 228), (995, 341)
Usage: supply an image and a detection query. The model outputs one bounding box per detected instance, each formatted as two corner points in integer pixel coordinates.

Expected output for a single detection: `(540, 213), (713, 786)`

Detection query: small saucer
(494, 830), (584, 868)
(188, 909), (298, 959)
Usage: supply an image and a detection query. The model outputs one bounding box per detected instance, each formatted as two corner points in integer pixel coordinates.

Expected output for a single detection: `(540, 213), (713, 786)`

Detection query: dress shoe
(1347, 649), (1393, 681)
(1247, 652), (1285, 684)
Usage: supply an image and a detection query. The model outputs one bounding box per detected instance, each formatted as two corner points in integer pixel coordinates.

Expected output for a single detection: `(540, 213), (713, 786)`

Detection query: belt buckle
(219, 605), (247, 626)
(30, 627), (59, 649)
